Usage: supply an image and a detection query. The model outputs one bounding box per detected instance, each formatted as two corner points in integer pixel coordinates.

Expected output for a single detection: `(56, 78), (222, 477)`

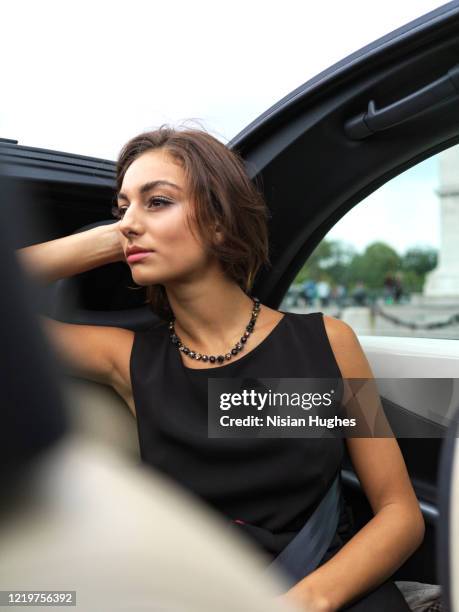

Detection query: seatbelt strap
(267, 472), (341, 586)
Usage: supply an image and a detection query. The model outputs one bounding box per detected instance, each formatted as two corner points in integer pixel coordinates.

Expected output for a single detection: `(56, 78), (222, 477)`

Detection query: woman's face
(117, 149), (214, 287)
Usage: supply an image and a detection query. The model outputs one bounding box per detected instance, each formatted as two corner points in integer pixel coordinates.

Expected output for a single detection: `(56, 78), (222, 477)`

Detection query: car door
(227, 0), (459, 585)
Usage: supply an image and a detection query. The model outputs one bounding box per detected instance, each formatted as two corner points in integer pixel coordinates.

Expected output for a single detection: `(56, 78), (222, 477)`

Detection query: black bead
(236, 343), (242, 350)
(241, 337), (247, 343)
(202, 355), (209, 362)
(225, 353), (231, 360)
(171, 334), (179, 344)
(217, 355), (224, 363)
(189, 351), (195, 358)
(231, 348), (238, 355)
(183, 347), (190, 354)
(209, 356), (216, 363)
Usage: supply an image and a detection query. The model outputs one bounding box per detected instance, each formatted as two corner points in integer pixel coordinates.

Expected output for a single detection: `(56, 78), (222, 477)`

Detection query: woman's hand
(99, 221), (126, 264)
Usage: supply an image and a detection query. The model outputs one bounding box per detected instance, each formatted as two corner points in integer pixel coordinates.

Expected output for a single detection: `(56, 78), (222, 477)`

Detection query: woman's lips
(127, 251), (154, 263)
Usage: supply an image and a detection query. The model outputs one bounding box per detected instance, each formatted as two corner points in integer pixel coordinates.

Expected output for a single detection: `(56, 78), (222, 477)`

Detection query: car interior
(2, 1), (459, 609)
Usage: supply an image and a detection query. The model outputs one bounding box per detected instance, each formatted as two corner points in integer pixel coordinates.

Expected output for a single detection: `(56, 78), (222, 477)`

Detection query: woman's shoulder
(321, 313), (353, 337)
(319, 313), (373, 379)
(281, 309), (337, 332)
(281, 311), (362, 379)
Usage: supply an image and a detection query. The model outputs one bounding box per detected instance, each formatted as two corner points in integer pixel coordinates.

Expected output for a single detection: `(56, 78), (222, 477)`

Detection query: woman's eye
(110, 197), (172, 220)
(111, 204), (127, 219)
(147, 196), (172, 208)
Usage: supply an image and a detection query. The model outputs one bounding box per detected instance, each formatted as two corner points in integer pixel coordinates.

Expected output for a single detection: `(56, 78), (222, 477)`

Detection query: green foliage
(294, 240), (356, 285)
(349, 242), (401, 290)
(293, 239), (438, 295)
(401, 246), (438, 276)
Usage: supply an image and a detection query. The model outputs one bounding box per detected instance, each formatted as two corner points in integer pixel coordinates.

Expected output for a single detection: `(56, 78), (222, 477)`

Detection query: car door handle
(345, 64), (459, 140)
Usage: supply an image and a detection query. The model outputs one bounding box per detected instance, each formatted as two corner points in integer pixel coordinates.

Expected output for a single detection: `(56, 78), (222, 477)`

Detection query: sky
(328, 154), (442, 255)
(1, 0), (451, 254)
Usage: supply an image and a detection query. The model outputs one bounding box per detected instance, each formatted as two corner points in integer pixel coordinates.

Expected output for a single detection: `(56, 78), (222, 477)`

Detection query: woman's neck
(165, 280), (256, 356)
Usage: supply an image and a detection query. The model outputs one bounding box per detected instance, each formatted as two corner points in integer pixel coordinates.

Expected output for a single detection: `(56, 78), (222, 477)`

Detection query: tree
(294, 239), (356, 285)
(347, 242), (401, 289)
(292, 239), (436, 296)
(401, 246), (438, 276)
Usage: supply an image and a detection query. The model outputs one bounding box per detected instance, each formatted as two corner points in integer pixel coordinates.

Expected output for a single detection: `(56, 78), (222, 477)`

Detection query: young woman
(19, 126), (424, 612)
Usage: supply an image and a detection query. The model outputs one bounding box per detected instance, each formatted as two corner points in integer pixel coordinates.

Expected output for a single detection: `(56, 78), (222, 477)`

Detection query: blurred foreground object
(0, 174), (67, 479)
(0, 434), (296, 611)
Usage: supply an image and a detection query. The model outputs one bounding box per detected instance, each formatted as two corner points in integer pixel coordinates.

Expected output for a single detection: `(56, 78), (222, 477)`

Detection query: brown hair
(115, 123), (272, 320)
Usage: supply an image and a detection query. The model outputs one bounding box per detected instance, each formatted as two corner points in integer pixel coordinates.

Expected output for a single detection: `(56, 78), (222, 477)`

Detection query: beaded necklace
(168, 296), (261, 365)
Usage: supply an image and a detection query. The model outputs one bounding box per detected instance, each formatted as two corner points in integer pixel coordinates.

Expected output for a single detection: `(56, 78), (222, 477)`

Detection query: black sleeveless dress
(129, 310), (411, 612)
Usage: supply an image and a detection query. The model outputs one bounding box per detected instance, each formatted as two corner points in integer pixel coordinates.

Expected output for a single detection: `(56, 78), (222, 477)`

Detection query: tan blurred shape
(0, 424), (300, 612)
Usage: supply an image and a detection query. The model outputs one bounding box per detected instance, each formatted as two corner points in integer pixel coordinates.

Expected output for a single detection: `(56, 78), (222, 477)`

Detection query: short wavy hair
(115, 123), (271, 320)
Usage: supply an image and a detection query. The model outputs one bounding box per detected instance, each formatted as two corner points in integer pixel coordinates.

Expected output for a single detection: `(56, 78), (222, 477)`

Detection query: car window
(280, 142), (459, 341)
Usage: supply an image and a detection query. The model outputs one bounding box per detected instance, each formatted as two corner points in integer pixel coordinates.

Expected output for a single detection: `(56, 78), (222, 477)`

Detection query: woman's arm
(278, 316), (425, 612)
(16, 222), (125, 285)
(13, 221), (130, 402)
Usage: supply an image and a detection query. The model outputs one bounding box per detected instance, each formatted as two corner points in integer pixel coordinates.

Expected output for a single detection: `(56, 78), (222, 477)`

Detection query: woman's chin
(130, 271), (167, 287)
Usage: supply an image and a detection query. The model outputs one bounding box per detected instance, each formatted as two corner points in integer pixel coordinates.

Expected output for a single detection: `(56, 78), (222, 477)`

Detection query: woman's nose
(119, 204), (143, 233)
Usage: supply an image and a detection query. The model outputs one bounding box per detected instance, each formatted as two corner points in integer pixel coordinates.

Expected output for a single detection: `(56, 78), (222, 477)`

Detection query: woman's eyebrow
(117, 180), (182, 201)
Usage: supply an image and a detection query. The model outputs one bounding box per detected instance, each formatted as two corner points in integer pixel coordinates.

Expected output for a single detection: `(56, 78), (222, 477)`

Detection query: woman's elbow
(396, 499), (425, 553)
(411, 505), (426, 551)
